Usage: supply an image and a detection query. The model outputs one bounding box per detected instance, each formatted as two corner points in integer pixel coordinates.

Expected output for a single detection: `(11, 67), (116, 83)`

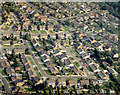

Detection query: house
(13, 32), (20, 40)
(111, 50), (119, 58)
(6, 67), (15, 75)
(41, 55), (48, 62)
(2, 41), (11, 45)
(14, 48), (25, 54)
(25, 63), (32, 71)
(96, 71), (108, 80)
(20, 54), (28, 64)
(27, 70), (36, 79)
(107, 67), (118, 76)
(64, 59), (72, 67)
(2, 31), (11, 38)
(34, 45), (43, 52)
(72, 66), (82, 75)
(89, 63), (98, 72)
(30, 32), (39, 39)
(14, 79), (24, 87)
(80, 80), (89, 86)
(47, 24), (53, 31)
(44, 61), (54, 68)
(31, 76), (43, 86)
(39, 50), (47, 56)
(0, 61), (10, 69)
(49, 66), (59, 75)
(31, 38), (38, 46)
(58, 79), (66, 87)
(103, 44), (111, 51)
(13, 41), (19, 45)
(47, 79), (55, 88)
(67, 80), (78, 88)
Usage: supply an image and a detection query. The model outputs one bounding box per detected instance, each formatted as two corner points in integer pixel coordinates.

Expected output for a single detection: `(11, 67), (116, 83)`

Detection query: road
(59, 45), (93, 78)
(23, 39), (48, 77)
(0, 73), (11, 94)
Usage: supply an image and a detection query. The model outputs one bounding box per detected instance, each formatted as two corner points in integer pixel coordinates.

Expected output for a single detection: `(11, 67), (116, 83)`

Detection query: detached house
(0, 61), (10, 69)
(6, 67), (15, 75)
(72, 66), (82, 75)
(49, 66), (59, 75)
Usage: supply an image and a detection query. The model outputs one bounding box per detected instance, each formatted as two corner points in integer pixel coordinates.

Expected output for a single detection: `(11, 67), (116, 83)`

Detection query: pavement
(0, 73), (11, 94)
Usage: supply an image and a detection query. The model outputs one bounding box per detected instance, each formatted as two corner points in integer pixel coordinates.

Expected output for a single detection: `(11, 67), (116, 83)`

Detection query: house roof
(80, 80), (89, 85)
(6, 67), (15, 74)
(49, 66), (59, 74)
(68, 80), (77, 85)
(44, 61), (53, 67)
(25, 64), (31, 70)
(0, 61), (10, 68)
(89, 64), (97, 72)
(31, 38), (37, 45)
(41, 55), (47, 61)
(64, 59), (71, 66)
(97, 71), (105, 79)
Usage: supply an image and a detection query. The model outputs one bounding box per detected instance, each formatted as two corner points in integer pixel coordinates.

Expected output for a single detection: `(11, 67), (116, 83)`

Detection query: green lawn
(25, 88), (35, 92)
(64, 27), (70, 31)
(3, 45), (11, 47)
(41, 64), (46, 68)
(74, 61), (80, 67)
(31, 30), (39, 33)
(1, 70), (6, 75)
(40, 30), (46, 34)
(14, 44), (24, 47)
(34, 67), (38, 71)
(45, 70), (51, 75)
(10, 82), (15, 86)
(5, 77), (10, 82)
(38, 58), (42, 63)
(27, 57), (35, 65)
(69, 57), (74, 60)
(36, 72), (42, 77)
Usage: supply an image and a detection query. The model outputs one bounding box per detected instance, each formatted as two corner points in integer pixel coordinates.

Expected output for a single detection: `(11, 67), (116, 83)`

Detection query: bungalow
(2, 41), (11, 45)
(31, 76), (43, 86)
(107, 67), (118, 76)
(14, 79), (24, 87)
(13, 32), (20, 40)
(14, 48), (25, 54)
(39, 25), (46, 31)
(96, 71), (108, 80)
(47, 24), (53, 31)
(72, 66), (82, 75)
(64, 59), (72, 67)
(41, 55), (48, 62)
(49, 66), (59, 75)
(27, 70), (36, 79)
(89, 63), (98, 72)
(44, 61), (54, 68)
(31, 38), (38, 46)
(80, 80), (89, 86)
(111, 50), (119, 58)
(30, 32), (39, 39)
(6, 67), (15, 75)
(20, 54), (28, 65)
(39, 50), (47, 56)
(2, 31), (11, 38)
(25, 63), (33, 71)
(34, 45), (43, 52)
(13, 41), (19, 45)
(58, 79), (66, 87)
(68, 80), (78, 88)
(103, 44), (111, 51)
(0, 61), (10, 69)
(47, 79), (55, 88)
